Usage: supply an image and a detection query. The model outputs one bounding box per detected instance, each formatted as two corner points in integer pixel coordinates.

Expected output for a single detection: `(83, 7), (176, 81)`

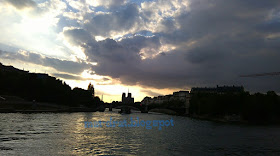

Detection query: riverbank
(0, 108), (98, 113)
(0, 101), (105, 113)
(148, 110), (280, 125)
(189, 114), (249, 124)
(149, 108), (178, 115)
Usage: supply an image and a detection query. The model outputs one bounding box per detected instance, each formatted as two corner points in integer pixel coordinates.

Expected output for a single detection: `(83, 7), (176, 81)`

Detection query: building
(141, 91), (191, 114)
(191, 85), (244, 94)
(122, 92), (134, 105)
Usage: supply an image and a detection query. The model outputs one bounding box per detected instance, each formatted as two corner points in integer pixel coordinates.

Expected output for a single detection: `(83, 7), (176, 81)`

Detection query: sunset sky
(0, 0), (280, 102)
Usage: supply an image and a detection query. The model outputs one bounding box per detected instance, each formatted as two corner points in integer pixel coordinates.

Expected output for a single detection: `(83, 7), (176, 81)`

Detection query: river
(1, 109), (280, 155)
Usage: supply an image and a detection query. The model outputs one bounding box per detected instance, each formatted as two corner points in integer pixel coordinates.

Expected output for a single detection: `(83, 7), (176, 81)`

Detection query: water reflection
(1, 110), (280, 155)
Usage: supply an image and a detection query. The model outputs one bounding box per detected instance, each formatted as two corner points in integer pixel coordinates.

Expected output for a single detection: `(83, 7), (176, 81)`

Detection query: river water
(1, 109), (280, 156)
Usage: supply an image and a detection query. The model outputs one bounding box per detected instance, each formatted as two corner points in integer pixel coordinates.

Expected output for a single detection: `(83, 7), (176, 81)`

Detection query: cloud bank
(1, 0), (280, 93)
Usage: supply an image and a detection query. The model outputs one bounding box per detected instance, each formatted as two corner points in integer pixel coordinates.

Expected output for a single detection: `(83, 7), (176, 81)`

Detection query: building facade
(191, 85), (244, 94)
(122, 92), (134, 105)
(141, 91), (191, 114)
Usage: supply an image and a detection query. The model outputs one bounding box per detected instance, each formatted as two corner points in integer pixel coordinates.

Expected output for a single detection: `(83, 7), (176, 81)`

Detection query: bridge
(108, 103), (147, 113)
(106, 103), (186, 114)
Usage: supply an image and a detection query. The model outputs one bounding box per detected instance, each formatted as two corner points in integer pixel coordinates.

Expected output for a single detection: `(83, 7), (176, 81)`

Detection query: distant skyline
(0, 0), (280, 102)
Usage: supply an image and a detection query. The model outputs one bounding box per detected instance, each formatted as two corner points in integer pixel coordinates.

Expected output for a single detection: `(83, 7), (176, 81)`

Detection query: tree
(87, 82), (95, 97)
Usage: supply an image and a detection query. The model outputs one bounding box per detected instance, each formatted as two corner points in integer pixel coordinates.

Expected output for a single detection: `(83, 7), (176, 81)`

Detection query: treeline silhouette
(189, 91), (280, 123)
(0, 63), (102, 108)
(147, 100), (186, 114)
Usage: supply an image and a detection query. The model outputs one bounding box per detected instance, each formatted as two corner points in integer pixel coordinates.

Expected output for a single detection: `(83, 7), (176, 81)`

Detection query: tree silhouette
(87, 82), (95, 97)
(0, 63), (101, 109)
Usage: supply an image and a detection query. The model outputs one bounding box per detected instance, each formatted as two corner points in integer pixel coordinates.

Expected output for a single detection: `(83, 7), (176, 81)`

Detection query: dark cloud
(83, 3), (140, 36)
(80, 0), (280, 92)
(51, 73), (85, 80)
(56, 16), (81, 33)
(4, 0), (36, 9)
(51, 73), (98, 81)
(63, 28), (93, 46)
(257, 21), (280, 33)
(157, 18), (177, 33)
(6, 0), (278, 93)
(84, 38), (140, 63)
(0, 50), (92, 74)
(120, 35), (160, 50)
(141, 89), (162, 97)
(159, 0), (280, 45)
(103, 77), (110, 81)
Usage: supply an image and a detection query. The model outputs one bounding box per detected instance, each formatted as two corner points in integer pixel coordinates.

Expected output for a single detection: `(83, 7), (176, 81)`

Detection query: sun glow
(20, 17), (56, 34)
(81, 69), (102, 80)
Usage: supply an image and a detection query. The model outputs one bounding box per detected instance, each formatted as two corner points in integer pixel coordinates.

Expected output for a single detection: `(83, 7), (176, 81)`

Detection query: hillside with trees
(0, 62), (102, 109)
